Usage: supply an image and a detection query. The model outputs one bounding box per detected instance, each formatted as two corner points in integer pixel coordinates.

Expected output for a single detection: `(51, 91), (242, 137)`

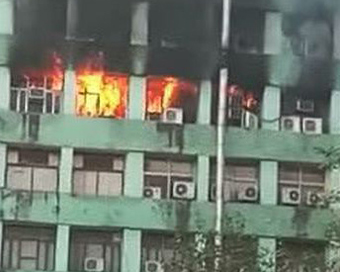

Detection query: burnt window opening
(75, 52), (128, 118)
(73, 153), (124, 196)
(10, 52), (64, 115)
(2, 224), (56, 271)
(276, 240), (326, 271)
(149, 0), (220, 49)
(278, 163), (325, 207)
(229, 8), (265, 54)
(145, 76), (198, 123)
(69, 229), (122, 272)
(71, 0), (131, 45)
(209, 159), (259, 203)
(14, 0), (67, 38)
(6, 148), (59, 192)
(144, 157), (195, 200)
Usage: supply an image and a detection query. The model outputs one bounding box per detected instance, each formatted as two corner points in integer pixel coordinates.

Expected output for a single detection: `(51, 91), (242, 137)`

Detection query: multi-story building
(0, 0), (340, 271)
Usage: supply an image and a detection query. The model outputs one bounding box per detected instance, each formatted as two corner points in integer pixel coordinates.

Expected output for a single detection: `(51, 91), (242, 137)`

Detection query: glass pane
(105, 245), (112, 272)
(113, 157), (124, 171)
(112, 246), (120, 272)
(98, 172), (122, 196)
(19, 91), (26, 112)
(7, 166), (32, 190)
(86, 244), (103, 258)
(33, 168), (58, 192)
(170, 161), (192, 175)
(28, 98), (44, 113)
(302, 166), (324, 183)
(279, 164), (299, 181)
(21, 240), (38, 258)
(145, 160), (168, 173)
(10, 90), (18, 111)
(20, 259), (37, 270)
(11, 240), (19, 269)
(73, 171), (97, 195)
(46, 92), (53, 113)
(38, 242), (46, 270)
(47, 243), (55, 270)
(3, 240), (10, 268)
(227, 165), (257, 180)
(54, 95), (60, 114)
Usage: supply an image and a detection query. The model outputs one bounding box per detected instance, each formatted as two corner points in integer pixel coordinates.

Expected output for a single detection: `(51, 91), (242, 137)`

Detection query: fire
(76, 52), (128, 118)
(15, 51), (64, 91)
(146, 77), (197, 115)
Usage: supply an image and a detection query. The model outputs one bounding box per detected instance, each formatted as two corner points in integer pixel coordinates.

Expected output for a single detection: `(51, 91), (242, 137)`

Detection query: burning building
(0, 0), (340, 272)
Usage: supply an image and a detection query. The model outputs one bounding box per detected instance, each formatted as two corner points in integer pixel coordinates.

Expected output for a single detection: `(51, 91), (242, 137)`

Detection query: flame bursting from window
(146, 77), (197, 114)
(15, 51), (64, 91)
(76, 52), (128, 118)
(227, 84), (258, 111)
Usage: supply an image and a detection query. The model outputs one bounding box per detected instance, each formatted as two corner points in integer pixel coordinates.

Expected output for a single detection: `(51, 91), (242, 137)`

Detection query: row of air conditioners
(144, 181), (195, 200)
(281, 187), (324, 206)
(211, 183), (259, 202)
(281, 116), (322, 134)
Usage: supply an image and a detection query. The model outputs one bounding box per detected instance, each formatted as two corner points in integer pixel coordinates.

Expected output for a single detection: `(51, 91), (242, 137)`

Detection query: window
(69, 229), (121, 272)
(73, 153), (124, 196)
(279, 163), (325, 206)
(6, 148), (59, 192)
(145, 76), (198, 123)
(276, 240), (326, 271)
(210, 161), (259, 203)
(144, 158), (194, 199)
(1, 225), (55, 271)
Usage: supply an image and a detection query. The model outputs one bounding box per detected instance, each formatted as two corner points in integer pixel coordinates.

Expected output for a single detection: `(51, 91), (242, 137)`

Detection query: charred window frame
(14, 0), (67, 38)
(69, 229), (122, 272)
(6, 148), (59, 192)
(144, 157), (195, 199)
(1, 225), (55, 271)
(278, 163), (325, 206)
(209, 160), (259, 203)
(145, 76), (198, 123)
(72, 153), (124, 196)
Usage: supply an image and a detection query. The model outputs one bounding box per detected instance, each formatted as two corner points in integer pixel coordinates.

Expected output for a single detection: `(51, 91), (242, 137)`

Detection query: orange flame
(75, 52), (128, 118)
(146, 76), (196, 114)
(17, 51), (64, 91)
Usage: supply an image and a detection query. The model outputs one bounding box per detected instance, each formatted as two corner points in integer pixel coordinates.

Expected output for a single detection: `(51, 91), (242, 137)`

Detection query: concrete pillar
(55, 225), (70, 271)
(261, 86), (281, 131)
(260, 161), (278, 205)
(196, 156), (210, 201)
(334, 11), (340, 60)
(59, 147), (73, 194)
(122, 229), (141, 272)
(0, 222), (3, 269)
(128, 76), (146, 120)
(197, 80), (212, 125)
(0, 0), (13, 35)
(329, 90), (340, 134)
(0, 144), (6, 188)
(130, 2), (148, 47)
(264, 12), (282, 55)
(0, 67), (10, 110)
(258, 238), (276, 272)
(124, 152), (144, 197)
(63, 70), (76, 115)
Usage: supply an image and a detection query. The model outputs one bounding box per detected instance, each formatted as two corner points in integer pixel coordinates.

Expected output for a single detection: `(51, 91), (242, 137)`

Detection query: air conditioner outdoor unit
(172, 181), (195, 200)
(162, 108), (183, 125)
(281, 187), (301, 205)
(296, 99), (314, 113)
(302, 118), (322, 135)
(84, 257), (104, 272)
(144, 186), (162, 199)
(237, 184), (258, 202)
(281, 116), (301, 132)
(241, 111), (258, 130)
(145, 260), (163, 272)
(306, 191), (324, 206)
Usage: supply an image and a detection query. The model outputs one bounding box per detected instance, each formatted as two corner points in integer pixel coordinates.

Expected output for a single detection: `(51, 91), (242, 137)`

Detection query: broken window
(210, 160), (259, 203)
(10, 52), (63, 114)
(1, 225), (55, 271)
(6, 148), (59, 192)
(69, 229), (121, 272)
(73, 153), (124, 196)
(75, 52), (128, 118)
(277, 240), (326, 271)
(144, 157), (194, 199)
(279, 163), (325, 206)
(145, 76), (198, 123)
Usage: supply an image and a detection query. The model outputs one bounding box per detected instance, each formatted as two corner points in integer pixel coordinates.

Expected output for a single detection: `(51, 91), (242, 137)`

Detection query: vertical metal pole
(215, 0), (231, 270)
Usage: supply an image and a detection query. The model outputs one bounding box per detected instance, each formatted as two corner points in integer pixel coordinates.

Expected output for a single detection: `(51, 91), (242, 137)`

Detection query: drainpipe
(215, 0), (231, 270)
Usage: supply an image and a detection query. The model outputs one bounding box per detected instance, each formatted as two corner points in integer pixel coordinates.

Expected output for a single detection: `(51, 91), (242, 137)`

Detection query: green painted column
(264, 12), (282, 55)
(0, 0), (13, 35)
(124, 152), (143, 197)
(0, 67), (10, 110)
(59, 147), (73, 194)
(55, 225), (70, 271)
(63, 70), (76, 115)
(128, 76), (146, 120)
(197, 80), (212, 125)
(259, 85), (281, 271)
(329, 90), (340, 134)
(122, 229), (141, 272)
(196, 156), (210, 202)
(0, 144), (6, 268)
